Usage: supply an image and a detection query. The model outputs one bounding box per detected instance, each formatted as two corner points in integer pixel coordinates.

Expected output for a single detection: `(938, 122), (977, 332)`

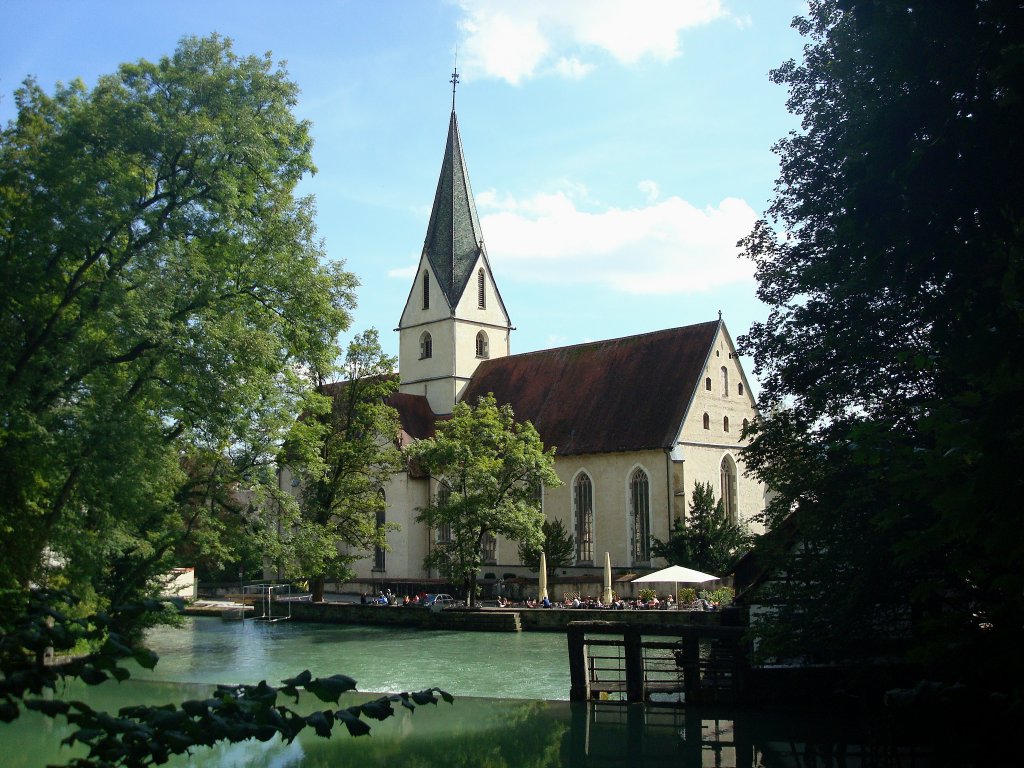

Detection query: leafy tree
(652, 482), (749, 575)
(738, 0), (1024, 689)
(410, 394), (561, 606)
(269, 329), (403, 602)
(0, 33), (356, 603)
(0, 35), (437, 762)
(518, 518), (576, 577)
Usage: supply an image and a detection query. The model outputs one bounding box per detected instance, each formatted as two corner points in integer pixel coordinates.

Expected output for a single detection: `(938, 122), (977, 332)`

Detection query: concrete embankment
(184, 600), (743, 633)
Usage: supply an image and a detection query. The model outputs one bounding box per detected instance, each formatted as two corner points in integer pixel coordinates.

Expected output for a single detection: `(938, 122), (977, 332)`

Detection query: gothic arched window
(436, 482), (451, 544)
(420, 331), (432, 359)
(573, 473), (594, 564)
(475, 330), (489, 358)
(720, 455), (738, 525)
(703, 412), (710, 430)
(630, 468), (651, 563)
(373, 490), (386, 571)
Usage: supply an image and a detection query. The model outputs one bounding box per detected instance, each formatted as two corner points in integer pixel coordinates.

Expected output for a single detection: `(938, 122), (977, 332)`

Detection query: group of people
(361, 589), (427, 606)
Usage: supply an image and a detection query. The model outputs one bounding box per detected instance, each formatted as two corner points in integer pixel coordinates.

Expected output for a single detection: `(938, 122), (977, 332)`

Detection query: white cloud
(555, 55), (594, 80)
(637, 179), (660, 202)
(477, 189), (756, 294)
(456, 0), (728, 83)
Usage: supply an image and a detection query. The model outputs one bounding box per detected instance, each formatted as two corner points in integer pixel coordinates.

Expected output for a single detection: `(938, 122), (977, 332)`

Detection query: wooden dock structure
(567, 620), (747, 705)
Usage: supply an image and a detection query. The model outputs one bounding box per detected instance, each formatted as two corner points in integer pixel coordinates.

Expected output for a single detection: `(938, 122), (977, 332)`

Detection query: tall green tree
(271, 329), (403, 602)
(0, 36), (452, 759)
(652, 482), (749, 575)
(0, 34), (356, 605)
(410, 394), (561, 606)
(738, 0), (1024, 689)
(518, 518), (576, 578)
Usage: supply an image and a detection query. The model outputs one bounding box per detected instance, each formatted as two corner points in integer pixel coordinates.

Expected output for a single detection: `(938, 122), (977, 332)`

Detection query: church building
(343, 98), (766, 591)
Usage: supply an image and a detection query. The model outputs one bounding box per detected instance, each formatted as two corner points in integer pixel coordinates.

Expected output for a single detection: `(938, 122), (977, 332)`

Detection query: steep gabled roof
(461, 321), (721, 456)
(422, 110), (485, 309)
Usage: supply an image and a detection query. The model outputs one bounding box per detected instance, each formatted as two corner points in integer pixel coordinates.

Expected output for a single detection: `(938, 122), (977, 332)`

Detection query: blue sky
(1, 1), (807, 391)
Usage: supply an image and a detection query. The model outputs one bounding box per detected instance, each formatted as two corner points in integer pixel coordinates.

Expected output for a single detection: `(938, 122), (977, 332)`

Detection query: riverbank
(184, 599), (743, 633)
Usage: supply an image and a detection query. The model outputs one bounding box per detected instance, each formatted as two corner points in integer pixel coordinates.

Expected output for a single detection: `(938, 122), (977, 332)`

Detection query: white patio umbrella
(602, 552), (614, 605)
(538, 551), (548, 601)
(632, 564), (718, 607)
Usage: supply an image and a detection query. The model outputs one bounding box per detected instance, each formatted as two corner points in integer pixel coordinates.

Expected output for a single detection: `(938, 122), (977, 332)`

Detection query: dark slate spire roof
(460, 321), (721, 456)
(422, 110), (485, 309)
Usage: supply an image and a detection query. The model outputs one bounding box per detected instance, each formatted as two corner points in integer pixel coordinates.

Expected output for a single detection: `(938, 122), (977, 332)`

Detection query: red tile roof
(461, 321), (720, 456)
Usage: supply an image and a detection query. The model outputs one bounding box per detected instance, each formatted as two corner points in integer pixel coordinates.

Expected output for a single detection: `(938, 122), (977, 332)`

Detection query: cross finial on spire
(718, 309), (723, 320)
(450, 66), (460, 112)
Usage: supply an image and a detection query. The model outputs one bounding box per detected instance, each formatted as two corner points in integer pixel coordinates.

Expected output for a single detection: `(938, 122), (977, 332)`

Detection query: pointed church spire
(421, 81), (485, 310)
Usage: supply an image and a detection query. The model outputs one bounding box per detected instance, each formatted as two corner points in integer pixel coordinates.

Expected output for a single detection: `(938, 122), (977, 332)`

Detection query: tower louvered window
(478, 268), (486, 309)
(422, 270), (430, 309)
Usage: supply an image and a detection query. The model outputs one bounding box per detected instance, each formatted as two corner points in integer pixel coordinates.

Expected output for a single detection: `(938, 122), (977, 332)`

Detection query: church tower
(397, 73), (512, 415)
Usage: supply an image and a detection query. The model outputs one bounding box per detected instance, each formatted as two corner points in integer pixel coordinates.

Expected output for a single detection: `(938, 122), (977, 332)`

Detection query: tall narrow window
(475, 330), (489, 358)
(738, 382), (744, 396)
(477, 268), (486, 309)
(721, 366), (729, 396)
(703, 412), (710, 430)
(373, 491), (386, 571)
(481, 532), (497, 563)
(420, 331), (432, 359)
(422, 270), (430, 309)
(705, 377), (712, 391)
(720, 456), (738, 524)
(723, 416), (730, 432)
(436, 483), (451, 544)
(573, 473), (594, 563)
(630, 469), (651, 563)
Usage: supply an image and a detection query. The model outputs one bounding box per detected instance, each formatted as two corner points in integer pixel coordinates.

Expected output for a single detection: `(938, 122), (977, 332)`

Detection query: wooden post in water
(567, 624), (589, 701)
(624, 625), (644, 702)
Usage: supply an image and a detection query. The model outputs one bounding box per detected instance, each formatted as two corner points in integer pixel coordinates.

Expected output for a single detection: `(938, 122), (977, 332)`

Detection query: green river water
(3, 616), (935, 767)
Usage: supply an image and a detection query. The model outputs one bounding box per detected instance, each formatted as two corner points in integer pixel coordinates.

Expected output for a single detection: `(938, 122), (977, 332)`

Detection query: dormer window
(475, 330), (489, 358)
(420, 331), (432, 359)
(422, 270), (430, 310)
(477, 268), (486, 309)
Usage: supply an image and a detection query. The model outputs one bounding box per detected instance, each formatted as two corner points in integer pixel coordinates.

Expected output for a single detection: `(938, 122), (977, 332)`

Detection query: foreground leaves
(2, 590), (452, 767)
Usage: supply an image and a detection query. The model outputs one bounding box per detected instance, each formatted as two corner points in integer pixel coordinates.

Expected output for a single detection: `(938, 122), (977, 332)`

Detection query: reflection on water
(1, 617), (935, 767)
(2, 683), (932, 768)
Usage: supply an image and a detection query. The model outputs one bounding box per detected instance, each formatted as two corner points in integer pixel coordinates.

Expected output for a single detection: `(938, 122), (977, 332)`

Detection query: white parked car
(423, 593), (457, 610)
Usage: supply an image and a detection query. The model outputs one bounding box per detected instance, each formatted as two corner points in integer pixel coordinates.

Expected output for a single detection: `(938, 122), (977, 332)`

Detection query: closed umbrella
(602, 552), (614, 605)
(538, 551), (548, 601)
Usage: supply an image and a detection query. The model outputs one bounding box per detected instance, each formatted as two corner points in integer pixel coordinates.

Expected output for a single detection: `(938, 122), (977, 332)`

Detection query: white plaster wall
(346, 471), (431, 580)
(538, 449), (674, 570)
(675, 325), (766, 534)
